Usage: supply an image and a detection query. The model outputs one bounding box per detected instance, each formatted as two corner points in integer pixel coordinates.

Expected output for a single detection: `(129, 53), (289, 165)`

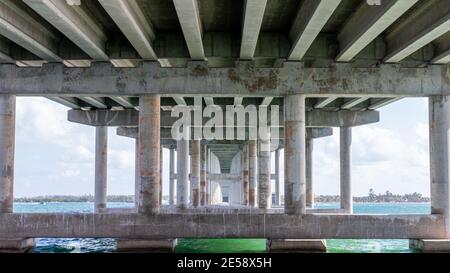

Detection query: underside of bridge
(0, 0), (450, 252)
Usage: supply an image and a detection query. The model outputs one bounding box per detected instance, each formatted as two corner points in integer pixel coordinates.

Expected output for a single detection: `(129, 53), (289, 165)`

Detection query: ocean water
(12, 202), (430, 253)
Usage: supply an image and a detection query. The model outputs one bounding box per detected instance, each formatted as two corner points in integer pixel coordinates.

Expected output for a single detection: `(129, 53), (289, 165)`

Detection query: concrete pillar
(258, 139), (271, 209)
(429, 96), (450, 237)
(94, 126), (108, 213)
(275, 149), (280, 206)
(248, 140), (257, 207)
(177, 139), (189, 209)
(138, 96), (160, 214)
(169, 147), (175, 205)
(134, 139), (141, 208)
(284, 95), (306, 215)
(242, 145), (249, 206)
(200, 144), (207, 206)
(0, 238), (35, 253)
(340, 126), (352, 213)
(191, 140), (200, 207)
(206, 148), (211, 205)
(160, 147), (163, 204)
(0, 95), (15, 213)
(306, 137), (314, 208)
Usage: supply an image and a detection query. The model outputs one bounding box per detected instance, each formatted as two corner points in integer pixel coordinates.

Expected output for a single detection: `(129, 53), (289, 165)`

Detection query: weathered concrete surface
(242, 145), (249, 206)
(69, 108), (380, 128)
(190, 140), (200, 207)
(134, 139), (140, 207)
(284, 95), (306, 215)
(94, 126), (108, 213)
(274, 149), (280, 206)
(258, 138), (271, 209)
(248, 140), (257, 207)
(1, 63), (447, 96)
(267, 239), (327, 253)
(177, 139), (189, 209)
(0, 94), (15, 213)
(116, 238), (177, 253)
(138, 96), (160, 214)
(169, 148), (175, 205)
(200, 144), (207, 206)
(0, 213), (445, 239)
(0, 238), (35, 253)
(429, 96), (450, 237)
(409, 239), (450, 253)
(305, 137), (314, 208)
(340, 127), (352, 213)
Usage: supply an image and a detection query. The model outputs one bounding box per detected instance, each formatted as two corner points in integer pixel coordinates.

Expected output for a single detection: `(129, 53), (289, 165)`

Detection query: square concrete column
(242, 145), (249, 206)
(169, 147), (175, 205)
(138, 96), (161, 214)
(190, 140), (200, 207)
(134, 138), (141, 208)
(248, 140), (257, 207)
(200, 144), (207, 206)
(274, 149), (280, 206)
(160, 147), (163, 204)
(306, 137), (314, 208)
(177, 139), (189, 209)
(284, 95), (306, 215)
(429, 96), (450, 237)
(206, 147), (211, 205)
(258, 138), (271, 209)
(94, 126), (108, 213)
(0, 94), (15, 213)
(340, 126), (352, 213)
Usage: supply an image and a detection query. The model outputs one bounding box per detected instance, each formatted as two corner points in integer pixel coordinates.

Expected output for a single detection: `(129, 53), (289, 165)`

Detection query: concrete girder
(288, 0), (341, 60)
(173, 0), (205, 60)
(341, 97), (369, 110)
(336, 0), (418, 62)
(0, 213), (443, 239)
(69, 108), (380, 128)
(314, 96), (338, 109)
(47, 96), (80, 109)
(432, 36), (450, 64)
(110, 96), (134, 109)
(1, 62), (446, 96)
(367, 97), (403, 110)
(306, 127), (333, 139)
(24, 0), (108, 61)
(0, 0), (61, 61)
(98, 0), (157, 60)
(240, 0), (267, 60)
(77, 96), (107, 109)
(384, 0), (450, 63)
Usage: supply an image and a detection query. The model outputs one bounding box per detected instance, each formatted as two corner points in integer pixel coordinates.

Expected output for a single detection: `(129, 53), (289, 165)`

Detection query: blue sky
(13, 97), (430, 198)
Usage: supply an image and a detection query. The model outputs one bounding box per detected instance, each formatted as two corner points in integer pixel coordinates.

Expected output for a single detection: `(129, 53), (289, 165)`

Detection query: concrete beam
(2, 62), (446, 96)
(110, 96), (134, 109)
(70, 109), (380, 128)
(384, 0), (450, 63)
(306, 127), (333, 139)
(24, 0), (108, 60)
(0, 0), (61, 61)
(341, 97), (369, 109)
(288, 0), (341, 60)
(173, 0), (205, 60)
(314, 96), (338, 109)
(47, 96), (80, 109)
(336, 0), (418, 62)
(368, 97), (402, 110)
(240, 0), (267, 59)
(78, 96), (107, 109)
(98, 0), (157, 60)
(433, 39), (450, 64)
(0, 213), (445, 239)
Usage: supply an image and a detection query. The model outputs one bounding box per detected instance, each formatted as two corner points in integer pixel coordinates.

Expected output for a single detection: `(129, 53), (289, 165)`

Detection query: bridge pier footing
(410, 239), (450, 253)
(116, 238), (178, 253)
(0, 238), (35, 253)
(267, 239), (327, 253)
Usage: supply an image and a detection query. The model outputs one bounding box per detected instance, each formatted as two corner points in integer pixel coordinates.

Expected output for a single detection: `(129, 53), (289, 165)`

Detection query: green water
(13, 202), (430, 253)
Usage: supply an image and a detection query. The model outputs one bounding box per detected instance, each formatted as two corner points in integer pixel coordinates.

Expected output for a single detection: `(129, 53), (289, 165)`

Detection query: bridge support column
(206, 148), (211, 205)
(138, 95), (161, 214)
(117, 238), (178, 253)
(169, 147), (175, 205)
(242, 145), (249, 205)
(160, 147), (163, 205)
(191, 140), (200, 207)
(306, 137), (314, 208)
(94, 126), (108, 213)
(177, 139), (189, 209)
(134, 139), (141, 208)
(0, 94), (15, 214)
(258, 138), (271, 209)
(284, 95), (306, 215)
(267, 239), (327, 253)
(340, 127), (352, 213)
(275, 149), (280, 206)
(200, 144), (207, 206)
(249, 140), (257, 207)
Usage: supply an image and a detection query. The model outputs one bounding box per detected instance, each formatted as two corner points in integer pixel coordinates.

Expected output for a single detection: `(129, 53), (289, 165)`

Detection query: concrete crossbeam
(0, 62), (446, 96)
(24, 0), (108, 60)
(0, 213), (445, 239)
(69, 109), (380, 128)
(337, 0), (418, 62)
(288, 0), (341, 60)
